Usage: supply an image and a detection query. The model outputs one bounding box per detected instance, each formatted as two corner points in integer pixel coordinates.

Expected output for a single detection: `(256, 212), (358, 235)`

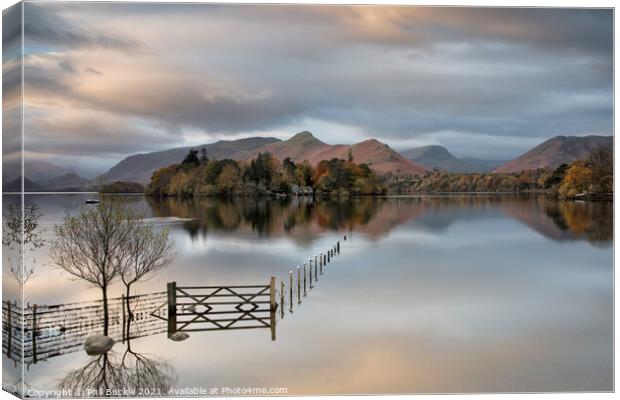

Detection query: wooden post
(32, 304), (37, 364)
(270, 276), (276, 341)
(303, 263), (307, 296)
(121, 294), (126, 343)
(337, 241), (340, 254)
(323, 253), (326, 265)
(297, 266), (301, 304)
(309, 259), (313, 288)
(314, 257), (318, 280)
(344, 235), (347, 241)
(289, 271), (293, 312)
(280, 281), (285, 319)
(6, 301), (12, 360)
(320, 256), (323, 275)
(327, 250), (330, 263)
(167, 282), (177, 338)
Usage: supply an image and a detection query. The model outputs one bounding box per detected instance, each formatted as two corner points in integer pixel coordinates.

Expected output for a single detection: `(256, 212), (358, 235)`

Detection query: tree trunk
(125, 283), (133, 340)
(102, 285), (109, 336)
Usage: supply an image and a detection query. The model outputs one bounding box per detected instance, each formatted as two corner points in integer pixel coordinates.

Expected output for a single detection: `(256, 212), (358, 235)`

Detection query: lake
(2, 194), (613, 395)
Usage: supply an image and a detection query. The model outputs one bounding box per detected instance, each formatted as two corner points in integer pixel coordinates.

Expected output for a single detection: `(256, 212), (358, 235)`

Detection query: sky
(3, 3), (614, 177)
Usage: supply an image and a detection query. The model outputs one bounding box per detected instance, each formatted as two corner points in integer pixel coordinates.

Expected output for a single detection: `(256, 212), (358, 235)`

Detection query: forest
(385, 148), (613, 199)
(147, 148), (386, 197)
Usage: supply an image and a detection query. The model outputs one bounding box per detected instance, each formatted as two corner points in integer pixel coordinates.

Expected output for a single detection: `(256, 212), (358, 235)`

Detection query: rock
(84, 335), (115, 355)
(169, 332), (189, 342)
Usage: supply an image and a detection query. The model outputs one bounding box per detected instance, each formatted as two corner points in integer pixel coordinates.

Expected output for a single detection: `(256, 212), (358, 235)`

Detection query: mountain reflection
(57, 343), (177, 397)
(144, 196), (611, 246)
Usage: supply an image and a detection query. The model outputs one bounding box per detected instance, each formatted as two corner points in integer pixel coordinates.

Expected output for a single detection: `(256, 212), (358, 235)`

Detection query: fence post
(289, 271), (293, 312)
(297, 267), (301, 304)
(32, 304), (38, 364)
(167, 282), (177, 338)
(309, 259), (313, 288)
(269, 276), (276, 341)
(337, 241), (340, 254)
(327, 250), (330, 263)
(6, 301), (12, 360)
(280, 280), (285, 319)
(314, 257), (318, 280)
(303, 263), (307, 296)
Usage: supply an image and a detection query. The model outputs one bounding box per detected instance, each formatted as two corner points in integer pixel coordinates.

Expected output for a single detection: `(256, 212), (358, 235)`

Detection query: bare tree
(2, 203), (44, 285)
(117, 224), (174, 339)
(50, 198), (140, 336)
(57, 347), (176, 396)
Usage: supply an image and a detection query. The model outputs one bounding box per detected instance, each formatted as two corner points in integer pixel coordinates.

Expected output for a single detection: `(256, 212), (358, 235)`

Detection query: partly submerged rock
(84, 335), (115, 355)
(169, 332), (189, 342)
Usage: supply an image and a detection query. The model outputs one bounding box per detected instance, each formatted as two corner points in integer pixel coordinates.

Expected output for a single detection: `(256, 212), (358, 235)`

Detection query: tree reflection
(542, 199), (613, 246)
(57, 341), (177, 397)
(145, 195), (612, 246)
(145, 196), (385, 240)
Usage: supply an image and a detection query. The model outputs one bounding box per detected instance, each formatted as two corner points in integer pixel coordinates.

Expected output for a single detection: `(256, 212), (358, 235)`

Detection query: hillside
(401, 145), (479, 172)
(99, 137), (280, 183)
(495, 135), (613, 173)
(38, 173), (91, 191)
(2, 177), (46, 192)
(235, 132), (427, 176)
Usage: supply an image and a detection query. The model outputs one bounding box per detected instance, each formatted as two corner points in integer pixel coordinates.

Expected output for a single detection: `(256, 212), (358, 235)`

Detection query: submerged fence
(2, 292), (168, 366)
(2, 237), (347, 364)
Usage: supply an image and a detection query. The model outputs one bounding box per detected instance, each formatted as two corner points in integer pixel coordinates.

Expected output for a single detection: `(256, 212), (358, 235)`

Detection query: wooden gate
(167, 277), (277, 340)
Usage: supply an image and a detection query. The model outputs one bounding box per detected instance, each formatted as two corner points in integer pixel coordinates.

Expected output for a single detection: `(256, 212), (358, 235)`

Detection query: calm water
(3, 194), (613, 394)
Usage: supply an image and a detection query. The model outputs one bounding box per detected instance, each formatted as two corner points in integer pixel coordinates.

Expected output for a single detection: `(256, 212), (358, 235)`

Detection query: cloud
(17, 4), (613, 173)
(23, 2), (146, 53)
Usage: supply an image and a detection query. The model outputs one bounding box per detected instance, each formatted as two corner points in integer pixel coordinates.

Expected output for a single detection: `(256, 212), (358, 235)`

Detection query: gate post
(269, 276), (276, 341)
(167, 282), (177, 338)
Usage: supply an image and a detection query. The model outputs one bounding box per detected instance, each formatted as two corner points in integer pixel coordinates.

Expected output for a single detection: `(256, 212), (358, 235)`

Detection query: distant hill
(401, 145), (475, 172)
(2, 160), (90, 192)
(3, 177), (46, 192)
(494, 135), (613, 173)
(401, 145), (505, 172)
(99, 137), (281, 183)
(3, 159), (76, 183)
(38, 173), (91, 191)
(235, 131), (427, 176)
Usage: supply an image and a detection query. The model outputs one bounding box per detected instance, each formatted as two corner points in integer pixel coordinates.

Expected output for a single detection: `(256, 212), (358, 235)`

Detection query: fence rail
(2, 291), (168, 365)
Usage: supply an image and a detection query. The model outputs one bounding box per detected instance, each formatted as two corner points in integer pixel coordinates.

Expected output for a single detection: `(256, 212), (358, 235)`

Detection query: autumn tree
(558, 161), (593, 198)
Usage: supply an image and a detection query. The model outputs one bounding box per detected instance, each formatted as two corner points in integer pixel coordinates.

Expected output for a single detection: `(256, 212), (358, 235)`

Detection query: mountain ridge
(494, 135), (613, 173)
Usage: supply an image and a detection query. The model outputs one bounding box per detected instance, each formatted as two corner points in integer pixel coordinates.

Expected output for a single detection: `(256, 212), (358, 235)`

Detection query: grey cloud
(18, 4), (614, 170)
(23, 2), (146, 52)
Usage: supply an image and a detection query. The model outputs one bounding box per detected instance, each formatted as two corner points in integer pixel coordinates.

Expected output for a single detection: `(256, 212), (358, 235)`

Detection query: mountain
(3, 159), (76, 183)
(2, 177), (46, 192)
(99, 137), (281, 183)
(235, 131), (427, 176)
(38, 173), (91, 191)
(401, 145), (477, 172)
(2, 160), (90, 191)
(401, 145), (506, 173)
(494, 135), (613, 173)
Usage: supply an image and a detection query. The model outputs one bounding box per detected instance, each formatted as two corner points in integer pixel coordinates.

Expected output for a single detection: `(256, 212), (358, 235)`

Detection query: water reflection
(145, 195), (612, 246)
(57, 340), (177, 397)
(4, 194), (612, 394)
